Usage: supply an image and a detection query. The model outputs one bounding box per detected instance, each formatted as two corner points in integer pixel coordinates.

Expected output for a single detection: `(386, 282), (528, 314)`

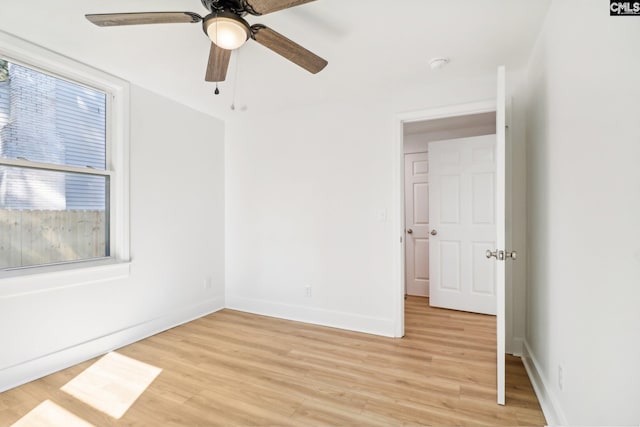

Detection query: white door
(495, 65), (508, 406)
(428, 136), (497, 315)
(404, 152), (430, 296)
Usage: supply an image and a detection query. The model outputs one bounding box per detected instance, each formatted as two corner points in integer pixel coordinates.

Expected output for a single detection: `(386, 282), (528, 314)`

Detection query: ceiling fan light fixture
(205, 13), (250, 50)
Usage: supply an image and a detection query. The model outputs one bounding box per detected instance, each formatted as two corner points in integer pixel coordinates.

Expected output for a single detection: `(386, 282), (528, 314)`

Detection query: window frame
(0, 31), (130, 276)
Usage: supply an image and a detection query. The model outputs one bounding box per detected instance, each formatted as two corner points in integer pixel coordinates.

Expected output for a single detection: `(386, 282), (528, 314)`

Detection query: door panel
(439, 175), (460, 224)
(404, 152), (430, 296)
(414, 238), (429, 280)
(413, 159), (429, 175)
(413, 183), (429, 224)
(439, 241), (461, 290)
(472, 173), (495, 224)
(472, 146), (495, 163)
(472, 242), (496, 294)
(429, 135), (497, 315)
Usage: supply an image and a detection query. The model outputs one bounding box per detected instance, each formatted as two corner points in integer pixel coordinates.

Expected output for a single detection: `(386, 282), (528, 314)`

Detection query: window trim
(0, 30), (130, 275)
(0, 157), (113, 177)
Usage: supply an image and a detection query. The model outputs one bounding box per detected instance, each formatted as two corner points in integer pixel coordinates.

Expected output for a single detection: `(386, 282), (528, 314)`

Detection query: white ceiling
(0, 0), (550, 120)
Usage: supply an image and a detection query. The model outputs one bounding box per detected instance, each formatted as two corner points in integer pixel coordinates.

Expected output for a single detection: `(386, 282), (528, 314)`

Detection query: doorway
(394, 99), (503, 333)
(403, 112), (497, 302)
(393, 78), (512, 404)
(395, 68), (511, 406)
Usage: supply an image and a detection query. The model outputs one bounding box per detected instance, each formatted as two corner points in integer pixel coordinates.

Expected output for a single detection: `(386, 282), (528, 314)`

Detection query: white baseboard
(226, 295), (396, 337)
(0, 296), (225, 393)
(521, 340), (568, 426)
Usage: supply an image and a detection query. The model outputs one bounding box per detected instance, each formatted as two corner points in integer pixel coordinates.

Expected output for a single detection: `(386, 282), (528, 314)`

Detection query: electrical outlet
(558, 365), (564, 391)
(304, 286), (312, 297)
(204, 276), (212, 290)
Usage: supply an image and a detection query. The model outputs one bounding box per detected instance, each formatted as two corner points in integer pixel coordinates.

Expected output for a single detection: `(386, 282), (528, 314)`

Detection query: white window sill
(0, 259), (131, 298)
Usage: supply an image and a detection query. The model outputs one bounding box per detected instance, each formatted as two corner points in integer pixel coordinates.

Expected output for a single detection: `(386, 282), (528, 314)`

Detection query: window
(0, 49), (128, 271)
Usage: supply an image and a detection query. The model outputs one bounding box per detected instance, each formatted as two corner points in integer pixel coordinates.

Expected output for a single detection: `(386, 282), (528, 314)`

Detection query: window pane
(0, 60), (106, 169)
(0, 166), (109, 269)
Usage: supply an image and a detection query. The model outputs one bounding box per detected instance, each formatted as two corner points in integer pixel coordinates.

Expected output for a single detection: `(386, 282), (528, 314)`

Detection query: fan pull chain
(231, 49), (240, 110)
(214, 16), (221, 96)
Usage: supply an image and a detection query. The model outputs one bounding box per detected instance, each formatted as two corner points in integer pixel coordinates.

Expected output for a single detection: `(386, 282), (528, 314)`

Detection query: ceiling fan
(85, 0), (328, 83)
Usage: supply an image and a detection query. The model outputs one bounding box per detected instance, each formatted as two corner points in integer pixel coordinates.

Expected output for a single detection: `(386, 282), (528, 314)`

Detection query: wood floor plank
(0, 296), (545, 426)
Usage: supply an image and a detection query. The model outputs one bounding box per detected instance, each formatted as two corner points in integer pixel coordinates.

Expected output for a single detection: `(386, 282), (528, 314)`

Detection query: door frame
(393, 100), (499, 338)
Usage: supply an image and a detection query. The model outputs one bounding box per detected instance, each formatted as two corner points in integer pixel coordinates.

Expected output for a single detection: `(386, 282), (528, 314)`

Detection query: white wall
(403, 134), (430, 154)
(226, 100), (398, 335)
(524, 0), (640, 424)
(0, 85), (226, 391)
(226, 72), (529, 342)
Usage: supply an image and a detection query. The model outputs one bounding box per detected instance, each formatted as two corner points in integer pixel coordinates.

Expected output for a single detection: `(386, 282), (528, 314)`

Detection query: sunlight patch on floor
(11, 400), (94, 427)
(60, 351), (162, 419)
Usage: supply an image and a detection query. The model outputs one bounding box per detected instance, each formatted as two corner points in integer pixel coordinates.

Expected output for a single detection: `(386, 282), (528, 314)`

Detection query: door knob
(486, 250), (515, 261)
(407, 229), (413, 234)
(430, 229), (438, 236)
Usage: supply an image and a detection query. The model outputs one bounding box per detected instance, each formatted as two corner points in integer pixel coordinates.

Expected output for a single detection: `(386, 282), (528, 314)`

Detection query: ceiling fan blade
(251, 25), (327, 74)
(244, 0), (317, 15)
(205, 43), (232, 82)
(86, 12), (202, 27)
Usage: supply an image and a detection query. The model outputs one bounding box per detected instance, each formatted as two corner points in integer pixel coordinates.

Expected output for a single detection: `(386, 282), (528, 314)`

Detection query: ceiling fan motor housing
(202, 0), (253, 16)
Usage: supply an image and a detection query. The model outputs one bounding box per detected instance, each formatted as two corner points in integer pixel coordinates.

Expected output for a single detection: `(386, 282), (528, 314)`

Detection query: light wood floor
(0, 297), (545, 426)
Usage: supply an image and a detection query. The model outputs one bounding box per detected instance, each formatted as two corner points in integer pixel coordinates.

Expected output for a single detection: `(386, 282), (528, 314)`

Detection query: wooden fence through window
(0, 209), (106, 269)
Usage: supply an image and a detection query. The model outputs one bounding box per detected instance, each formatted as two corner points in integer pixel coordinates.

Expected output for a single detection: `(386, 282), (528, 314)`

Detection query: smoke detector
(429, 57), (450, 70)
